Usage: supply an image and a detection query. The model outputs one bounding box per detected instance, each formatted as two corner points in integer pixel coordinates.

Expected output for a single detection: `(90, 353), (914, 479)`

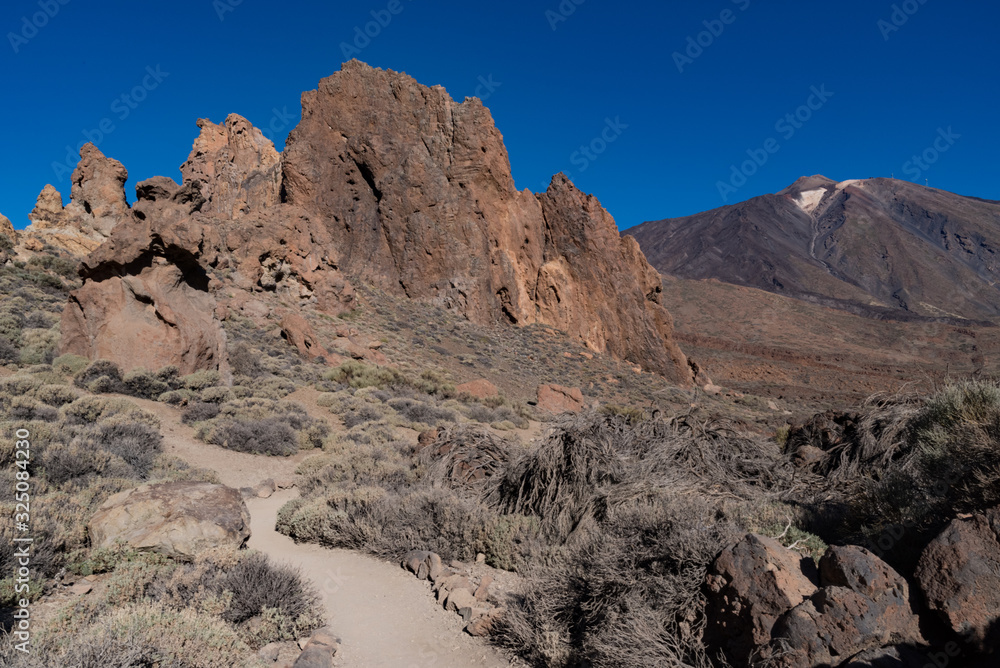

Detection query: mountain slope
(631, 176), (1000, 323)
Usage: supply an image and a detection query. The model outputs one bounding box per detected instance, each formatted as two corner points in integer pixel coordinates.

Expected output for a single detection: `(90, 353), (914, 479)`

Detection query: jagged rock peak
(281, 60), (691, 383)
(180, 113), (281, 219)
(71, 143), (131, 235)
(21, 144), (133, 255)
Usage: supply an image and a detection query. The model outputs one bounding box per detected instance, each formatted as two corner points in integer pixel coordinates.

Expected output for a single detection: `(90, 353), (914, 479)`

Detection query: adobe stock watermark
(471, 74), (502, 102)
(213, 0), (243, 21)
(673, 0), (752, 74)
(542, 117), (628, 190)
(570, 117), (628, 175)
(258, 107), (297, 144)
(546, 0), (585, 31)
(901, 127), (959, 183)
(340, 0), (415, 60)
(7, 0), (71, 54)
(716, 85), (834, 202)
(878, 0), (929, 41)
(50, 66), (170, 180)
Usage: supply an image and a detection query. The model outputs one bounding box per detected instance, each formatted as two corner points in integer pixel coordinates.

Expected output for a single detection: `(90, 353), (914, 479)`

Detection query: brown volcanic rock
(0, 213), (15, 244)
(915, 506), (1000, 651)
(71, 142), (131, 236)
(88, 482), (251, 561)
(632, 175), (1000, 324)
(62, 62), (690, 383)
(282, 61), (691, 383)
(22, 145), (133, 255)
(61, 210), (229, 376)
(536, 384), (585, 414)
(180, 114), (282, 219)
(770, 546), (923, 667)
(704, 534), (819, 665)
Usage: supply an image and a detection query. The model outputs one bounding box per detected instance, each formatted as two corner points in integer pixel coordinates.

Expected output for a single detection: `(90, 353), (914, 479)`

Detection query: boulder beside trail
(88, 482), (251, 561)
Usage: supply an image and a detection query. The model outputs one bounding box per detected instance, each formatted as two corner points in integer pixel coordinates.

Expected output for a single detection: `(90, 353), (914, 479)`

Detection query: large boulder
(704, 534), (819, 664)
(705, 538), (923, 667)
(771, 546), (923, 667)
(536, 384), (586, 414)
(88, 482), (251, 560)
(915, 506), (1000, 652)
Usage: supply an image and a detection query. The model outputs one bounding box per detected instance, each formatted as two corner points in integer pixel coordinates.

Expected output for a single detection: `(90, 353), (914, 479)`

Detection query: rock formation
(60, 61), (692, 384)
(61, 176), (229, 376)
(20, 144), (133, 255)
(705, 535), (923, 667)
(0, 213), (16, 244)
(180, 114), (282, 219)
(916, 506), (1000, 652)
(88, 481), (251, 561)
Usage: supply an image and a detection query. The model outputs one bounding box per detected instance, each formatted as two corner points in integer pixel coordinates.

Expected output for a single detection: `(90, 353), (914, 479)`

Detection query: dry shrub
(826, 381), (1000, 572)
(418, 424), (513, 491)
(14, 602), (255, 668)
(203, 417), (298, 456)
(196, 398), (329, 455)
(182, 402), (221, 424)
(498, 494), (739, 668)
(486, 413), (793, 544)
(277, 486), (495, 563)
(387, 397), (456, 427)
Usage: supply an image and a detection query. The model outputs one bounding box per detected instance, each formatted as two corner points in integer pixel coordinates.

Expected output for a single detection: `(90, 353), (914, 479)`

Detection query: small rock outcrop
(915, 506), (1000, 652)
(536, 384), (585, 414)
(88, 482), (251, 561)
(705, 536), (923, 667)
(402, 549), (504, 637)
(456, 379), (499, 399)
(0, 213), (16, 245)
(21, 145), (132, 254)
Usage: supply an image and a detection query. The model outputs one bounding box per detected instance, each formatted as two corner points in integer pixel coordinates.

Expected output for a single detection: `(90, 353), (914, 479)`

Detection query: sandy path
(128, 395), (512, 668)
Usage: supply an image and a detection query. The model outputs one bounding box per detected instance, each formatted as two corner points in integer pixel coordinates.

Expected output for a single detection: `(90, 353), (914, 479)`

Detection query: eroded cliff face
(282, 61), (691, 382)
(60, 61), (691, 384)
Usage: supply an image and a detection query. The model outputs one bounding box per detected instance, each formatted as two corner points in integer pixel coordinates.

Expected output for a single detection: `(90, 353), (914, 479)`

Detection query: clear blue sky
(2, 0), (998, 231)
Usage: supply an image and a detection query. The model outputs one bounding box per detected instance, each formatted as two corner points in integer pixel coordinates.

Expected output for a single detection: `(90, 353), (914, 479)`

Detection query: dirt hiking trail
(131, 395), (512, 668)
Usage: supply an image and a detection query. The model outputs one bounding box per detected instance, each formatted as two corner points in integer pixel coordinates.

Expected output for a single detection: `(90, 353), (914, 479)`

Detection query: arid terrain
(2, 62), (1000, 668)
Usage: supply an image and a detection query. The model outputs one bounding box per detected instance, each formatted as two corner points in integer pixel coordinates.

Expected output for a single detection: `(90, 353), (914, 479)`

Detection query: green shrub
(53, 353), (90, 376)
(158, 389), (198, 405)
(74, 359), (124, 393)
(181, 369), (222, 391)
(18, 328), (59, 365)
(61, 396), (159, 428)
